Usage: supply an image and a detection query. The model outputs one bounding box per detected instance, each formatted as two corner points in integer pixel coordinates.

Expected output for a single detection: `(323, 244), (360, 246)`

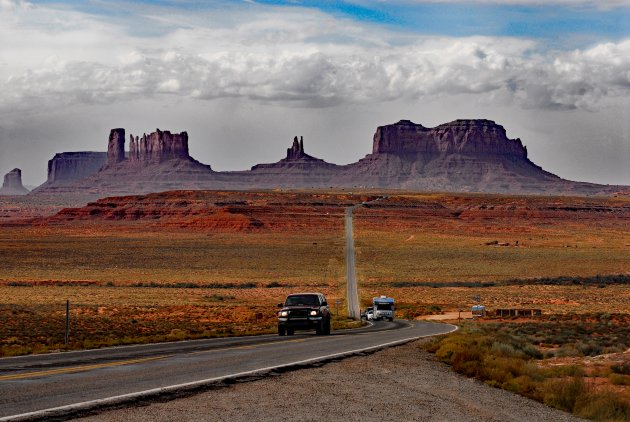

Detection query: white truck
(372, 295), (395, 321)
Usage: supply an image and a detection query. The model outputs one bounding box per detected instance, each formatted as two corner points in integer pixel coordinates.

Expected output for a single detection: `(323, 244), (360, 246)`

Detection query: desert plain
(0, 190), (628, 354)
(1, 189), (629, 419)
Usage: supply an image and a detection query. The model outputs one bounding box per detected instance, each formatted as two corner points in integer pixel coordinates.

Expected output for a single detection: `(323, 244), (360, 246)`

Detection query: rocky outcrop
(127, 129), (190, 165)
(45, 152), (107, 184)
(30, 120), (627, 198)
(286, 136), (309, 160)
(0, 168), (29, 195)
(372, 119), (527, 158)
(248, 137), (340, 189)
(252, 136), (334, 170)
(339, 118), (561, 193)
(107, 128), (126, 166)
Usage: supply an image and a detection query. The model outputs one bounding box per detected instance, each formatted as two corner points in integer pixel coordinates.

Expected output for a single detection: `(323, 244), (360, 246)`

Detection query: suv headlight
(279, 310), (288, 317)
(309, 310), (318, 316)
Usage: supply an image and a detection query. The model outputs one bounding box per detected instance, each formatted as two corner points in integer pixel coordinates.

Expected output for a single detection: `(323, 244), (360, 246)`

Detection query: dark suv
(277, 293), (331, 336)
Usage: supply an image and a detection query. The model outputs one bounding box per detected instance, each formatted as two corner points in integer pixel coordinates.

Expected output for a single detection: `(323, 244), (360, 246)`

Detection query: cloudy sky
(1, 0), (629, 186)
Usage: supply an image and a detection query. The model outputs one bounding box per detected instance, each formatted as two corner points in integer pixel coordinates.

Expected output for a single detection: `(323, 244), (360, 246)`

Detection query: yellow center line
(0, 355), (172, 381)
(2, 338), (311, 381)
(188, 338), (308, 356)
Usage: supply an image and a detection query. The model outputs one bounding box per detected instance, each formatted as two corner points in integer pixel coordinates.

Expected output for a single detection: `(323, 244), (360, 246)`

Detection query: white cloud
(0, 2), (629, 113)
(0, 0), (31, 10)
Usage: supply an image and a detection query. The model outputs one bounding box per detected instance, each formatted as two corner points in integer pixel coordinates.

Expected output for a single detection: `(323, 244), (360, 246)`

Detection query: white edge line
(1, 323), (458, 422)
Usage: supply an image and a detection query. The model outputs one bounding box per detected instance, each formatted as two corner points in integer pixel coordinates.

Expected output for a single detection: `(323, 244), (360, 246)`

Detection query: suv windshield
(286, 295), (319, 306)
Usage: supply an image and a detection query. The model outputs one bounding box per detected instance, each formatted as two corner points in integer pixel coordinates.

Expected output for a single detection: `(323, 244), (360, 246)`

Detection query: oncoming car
(366, 309), (374, 321)
(361, 307), (374, 321)
(277, 293), (331, 336)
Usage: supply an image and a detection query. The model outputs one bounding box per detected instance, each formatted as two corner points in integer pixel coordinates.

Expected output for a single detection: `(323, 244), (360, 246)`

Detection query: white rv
(372, 296), (395, 321)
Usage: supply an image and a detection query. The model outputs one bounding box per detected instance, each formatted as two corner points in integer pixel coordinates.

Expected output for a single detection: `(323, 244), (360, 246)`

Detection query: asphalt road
(0, 320), (455, 421)
(345, 206), (360, 319)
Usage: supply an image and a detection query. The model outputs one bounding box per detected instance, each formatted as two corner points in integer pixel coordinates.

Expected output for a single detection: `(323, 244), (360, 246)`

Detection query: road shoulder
(77, 338), (580, 422)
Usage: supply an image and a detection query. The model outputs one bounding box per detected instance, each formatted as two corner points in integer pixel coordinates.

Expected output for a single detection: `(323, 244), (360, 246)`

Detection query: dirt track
(78, 339), (580, 422)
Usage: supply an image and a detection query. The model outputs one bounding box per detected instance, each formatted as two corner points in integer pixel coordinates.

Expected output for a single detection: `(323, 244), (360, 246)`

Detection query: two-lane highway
(0, 320), (455, 421)
(1, 195), (454, 421)
(345, 205), (360, 319)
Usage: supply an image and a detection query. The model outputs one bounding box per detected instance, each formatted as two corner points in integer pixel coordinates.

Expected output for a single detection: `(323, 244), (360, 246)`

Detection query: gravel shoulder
(77, 339), (581, 422)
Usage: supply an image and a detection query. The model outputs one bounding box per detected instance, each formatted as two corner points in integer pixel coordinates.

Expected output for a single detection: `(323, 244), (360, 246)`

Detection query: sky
(1, 0), (629, 186)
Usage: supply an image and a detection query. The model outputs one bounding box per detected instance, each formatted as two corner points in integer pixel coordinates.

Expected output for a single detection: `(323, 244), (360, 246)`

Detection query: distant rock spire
(0, 168), (29, 195)
(287, 135), (306, 160)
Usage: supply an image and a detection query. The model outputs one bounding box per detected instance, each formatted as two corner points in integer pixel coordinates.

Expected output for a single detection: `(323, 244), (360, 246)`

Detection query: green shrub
(608, 373), (630, 386)
(491, 342), (517, 357)
(543, 376), (587, 412)
(520, 343), (543, 359)
(575, 390), (630, 422)
(422, 317), (629, 421)
(611, 362), (630, 375)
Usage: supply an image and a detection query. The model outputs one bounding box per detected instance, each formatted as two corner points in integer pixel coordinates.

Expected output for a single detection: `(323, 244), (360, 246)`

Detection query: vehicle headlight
(279, 311), (288, 317)
(309, 310), (318, 316)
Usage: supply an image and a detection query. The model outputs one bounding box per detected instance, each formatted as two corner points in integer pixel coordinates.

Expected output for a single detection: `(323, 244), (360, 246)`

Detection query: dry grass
(0, 190), (628, 357)
(424, 315), (630, 421)
(0, 284), (354, 356)
(0, 229), (345, 285)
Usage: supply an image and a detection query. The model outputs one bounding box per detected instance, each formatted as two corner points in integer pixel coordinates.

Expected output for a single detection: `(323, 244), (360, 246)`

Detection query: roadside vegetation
(0, 269), (357, 357)
(423, 314), (630, 421)
(1, 191), (628, 361)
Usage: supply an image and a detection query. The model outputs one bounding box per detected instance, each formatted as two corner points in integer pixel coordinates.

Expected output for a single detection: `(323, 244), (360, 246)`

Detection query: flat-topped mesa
(47, 152), (107, 183)
(373, 119), (528, 159)
(0, 168), (29, 195)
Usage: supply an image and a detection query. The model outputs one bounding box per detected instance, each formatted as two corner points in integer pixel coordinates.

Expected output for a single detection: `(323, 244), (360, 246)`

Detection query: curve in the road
(0, 321), (456, 421)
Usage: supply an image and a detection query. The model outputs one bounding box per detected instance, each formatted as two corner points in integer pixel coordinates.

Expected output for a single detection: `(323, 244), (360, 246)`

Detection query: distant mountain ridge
(30, 119), (627, 197)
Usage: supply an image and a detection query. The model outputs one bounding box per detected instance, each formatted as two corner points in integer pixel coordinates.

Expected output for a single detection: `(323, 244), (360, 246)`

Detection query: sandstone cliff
(128, 129), (190, 165)
(342, 119), (563, 193)
(0, 168), (29, 195)
(30, 120), (627, 198)
(372, 119), (527, 158)
(107, 128), (126, 165)
(46, 152), (107, 184)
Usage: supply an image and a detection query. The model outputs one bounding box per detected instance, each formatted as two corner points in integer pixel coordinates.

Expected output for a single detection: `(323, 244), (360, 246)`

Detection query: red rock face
(107, 128), (126, 166)
(373, 119), (527, 159)
(286, 136), (306, 160)
(251, 136), (334, 173)
(0, 168), (29, 195)
(30, 121), (628, 198)
(46, 152), (107, 183)
(128, 129), (190, 164)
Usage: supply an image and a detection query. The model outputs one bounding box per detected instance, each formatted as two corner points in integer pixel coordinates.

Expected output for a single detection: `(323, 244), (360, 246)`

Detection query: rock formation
(30, 120), (627, 198)
(252, 136), (333, 170)
(372, 119), (527, 158)
(45, 152), (107, 184)
(247, 136), (340, 187)
(128, 129), (190, 164)
(345, 119), (560, 193)
(0, 168), (29, 195)
(107, 128), (126, 166)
